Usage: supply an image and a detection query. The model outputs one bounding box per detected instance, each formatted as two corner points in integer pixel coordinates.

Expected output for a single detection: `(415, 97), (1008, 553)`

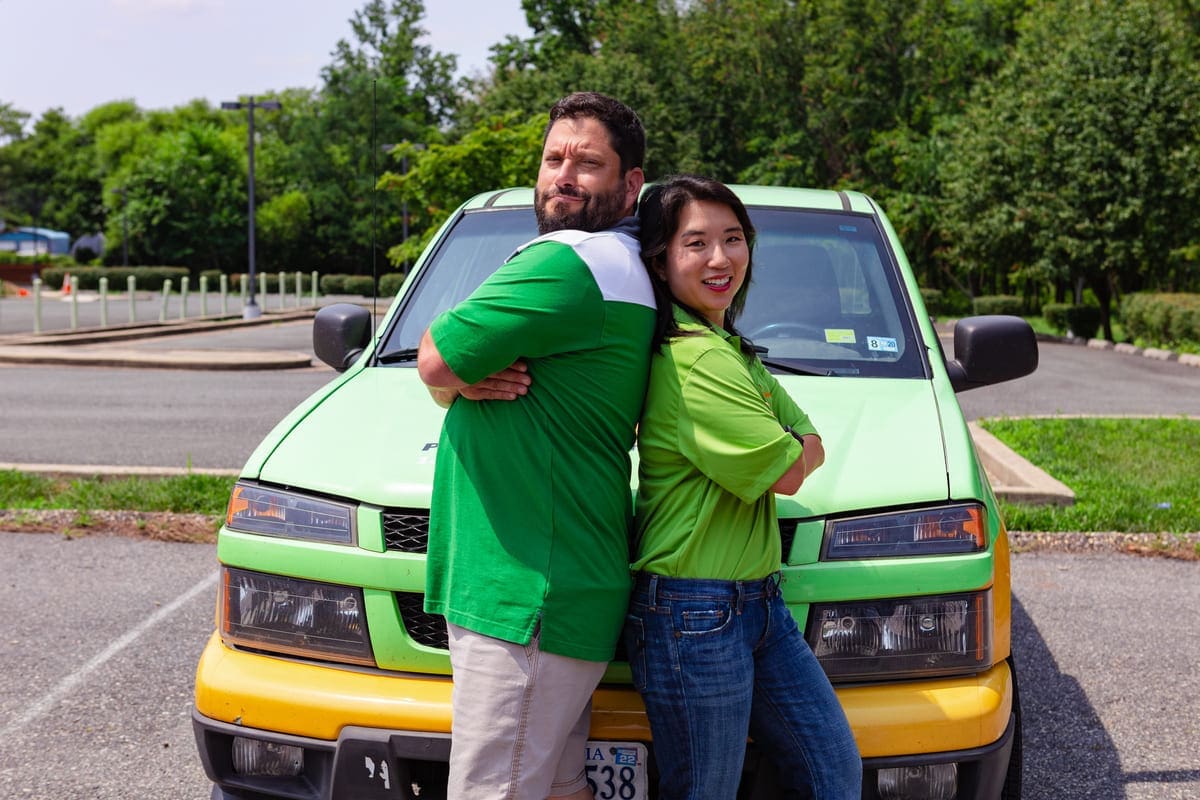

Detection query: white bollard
(32, 277), (42, 334)
(277, 271), (285, 310)
(70, 276), (80, 331)
(200, 275), (209, 316)
(220, 274), (229, 315)
(294, 270), (302, 308)
(99, 277), (109, 327)
(311, 271), (319, 307)
(180, 276), (190, 319)
(160, 279), (172, 322)
(127, 275), (137, 323)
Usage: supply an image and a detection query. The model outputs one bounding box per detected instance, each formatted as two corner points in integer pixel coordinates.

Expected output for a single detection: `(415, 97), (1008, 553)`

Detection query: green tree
(263, 0), (461, 274)
(113, 123), (246, 269)
(939, 0), (1200, 337)
(378, 113), (544, 266)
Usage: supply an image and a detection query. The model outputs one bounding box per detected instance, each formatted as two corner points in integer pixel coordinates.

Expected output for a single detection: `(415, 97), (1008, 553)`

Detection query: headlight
(807, 590), (991, 682)
(226, 481), (356, 544)
(220, 567), (375, 666)
(823, 504), (985, 559)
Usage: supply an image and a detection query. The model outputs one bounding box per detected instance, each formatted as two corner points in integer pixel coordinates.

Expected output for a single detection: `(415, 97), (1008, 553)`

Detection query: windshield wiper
(376, 347), (420, 364)
(758, 357), (831, 377)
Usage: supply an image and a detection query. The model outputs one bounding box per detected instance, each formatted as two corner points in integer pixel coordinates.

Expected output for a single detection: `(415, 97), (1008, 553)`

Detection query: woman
(627, 175), (862, 799)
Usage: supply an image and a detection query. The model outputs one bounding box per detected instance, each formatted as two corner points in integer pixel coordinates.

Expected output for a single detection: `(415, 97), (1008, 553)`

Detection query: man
(417, 92), (654, 800)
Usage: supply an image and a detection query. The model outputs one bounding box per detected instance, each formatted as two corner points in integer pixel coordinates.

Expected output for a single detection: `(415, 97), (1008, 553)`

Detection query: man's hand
(459, 361), (531, 401)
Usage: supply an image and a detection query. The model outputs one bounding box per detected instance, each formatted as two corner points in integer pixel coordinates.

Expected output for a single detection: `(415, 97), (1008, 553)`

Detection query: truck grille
(393, 591), (629, 662)
(395, 591), (447, 649)
(382, 510), (429, 553)
(389, 517), (798, 655)
(384, 512), (799, 559)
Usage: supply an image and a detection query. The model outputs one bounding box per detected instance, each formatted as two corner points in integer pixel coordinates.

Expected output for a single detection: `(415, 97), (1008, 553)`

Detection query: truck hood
(771, 376), (952, 519)
(254, 370), (953, 515)
(256, 367), (448, 507)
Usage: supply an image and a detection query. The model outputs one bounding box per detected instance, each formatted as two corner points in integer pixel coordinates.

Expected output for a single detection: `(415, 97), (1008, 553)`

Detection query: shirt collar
(671, 303), (740, 346)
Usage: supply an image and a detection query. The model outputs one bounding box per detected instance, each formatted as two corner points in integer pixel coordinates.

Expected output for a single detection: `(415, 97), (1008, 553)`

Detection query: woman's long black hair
(638, 174), (757, 356)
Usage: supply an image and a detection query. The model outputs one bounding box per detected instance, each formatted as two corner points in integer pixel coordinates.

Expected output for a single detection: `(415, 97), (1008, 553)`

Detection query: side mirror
(945, 315), (1038, 392)
(313, 303), (372, 371)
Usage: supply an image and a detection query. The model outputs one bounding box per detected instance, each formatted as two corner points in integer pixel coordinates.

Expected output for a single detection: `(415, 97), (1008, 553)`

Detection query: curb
(0, 308), (320, 370)
(0, 344), (313, 370)
(0, 462), (240, 477)
(968, 422), (1075, 506)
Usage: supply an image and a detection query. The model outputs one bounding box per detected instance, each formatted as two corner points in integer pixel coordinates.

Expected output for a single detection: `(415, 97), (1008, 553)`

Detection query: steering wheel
(743, 321), (827, 340)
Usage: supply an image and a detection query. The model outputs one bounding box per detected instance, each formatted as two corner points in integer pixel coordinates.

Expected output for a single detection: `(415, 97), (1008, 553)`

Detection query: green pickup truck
(192, 184), (1037, 800)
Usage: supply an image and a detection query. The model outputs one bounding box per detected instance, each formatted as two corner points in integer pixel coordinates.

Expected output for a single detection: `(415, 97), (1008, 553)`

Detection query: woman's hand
(770, 433), (824, 495)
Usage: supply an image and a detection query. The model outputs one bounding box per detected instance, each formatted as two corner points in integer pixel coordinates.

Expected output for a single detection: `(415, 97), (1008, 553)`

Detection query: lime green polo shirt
(424, 221), (655, 662)
(633, 307), (817, 580)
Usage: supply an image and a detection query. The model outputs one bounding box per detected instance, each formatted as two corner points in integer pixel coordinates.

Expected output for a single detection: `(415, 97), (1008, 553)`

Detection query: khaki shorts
(446, 622), (608, 800)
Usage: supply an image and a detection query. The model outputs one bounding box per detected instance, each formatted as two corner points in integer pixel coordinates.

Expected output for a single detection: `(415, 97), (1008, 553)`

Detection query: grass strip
(0, 470), (235, 516)
(980, 416), (1200, 534)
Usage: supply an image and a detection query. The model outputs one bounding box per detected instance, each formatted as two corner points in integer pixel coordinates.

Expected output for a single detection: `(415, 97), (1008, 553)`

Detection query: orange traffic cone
(62, 272), (71, 295)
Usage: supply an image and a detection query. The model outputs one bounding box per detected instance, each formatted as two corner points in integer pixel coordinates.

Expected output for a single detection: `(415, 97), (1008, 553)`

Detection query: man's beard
(534, 183), (628, 235)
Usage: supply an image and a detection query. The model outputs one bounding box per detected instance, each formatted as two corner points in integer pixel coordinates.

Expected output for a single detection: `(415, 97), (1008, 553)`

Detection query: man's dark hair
(545, 92), (645, 175)
(638, 174), (758, 356)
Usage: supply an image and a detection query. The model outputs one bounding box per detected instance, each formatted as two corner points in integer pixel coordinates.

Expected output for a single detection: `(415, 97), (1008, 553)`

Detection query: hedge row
(1122, 292), (1200, 346)
(39, 266), (189, 292)
(32, 266), (405, 298)
(319, 273), (406, 297)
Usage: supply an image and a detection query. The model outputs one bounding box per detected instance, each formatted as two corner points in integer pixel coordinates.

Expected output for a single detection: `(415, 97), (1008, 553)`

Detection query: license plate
(585, 741), (648, 800)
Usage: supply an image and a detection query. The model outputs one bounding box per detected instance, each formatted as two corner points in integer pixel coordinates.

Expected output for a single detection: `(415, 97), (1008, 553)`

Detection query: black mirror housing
(313, 303), (372, 371)
(946, 315), (1039, 392)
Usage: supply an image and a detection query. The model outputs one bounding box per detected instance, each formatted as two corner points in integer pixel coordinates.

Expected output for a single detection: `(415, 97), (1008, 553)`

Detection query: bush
(343, 275), (377, 297)
(379, 272), (406, 297)
(39, 266), (189, 292)
(320, 274), (348, 295)
(1044, 302), (1102, 338)
(1123, 292), (1200, 347)
(972, 294), (1025, 316)
(919, 288), (944, 316)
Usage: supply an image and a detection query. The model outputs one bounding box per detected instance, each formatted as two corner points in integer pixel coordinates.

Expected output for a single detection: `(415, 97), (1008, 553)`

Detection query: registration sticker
(867, 336), (899, 353)
(586, 741), (649, 800)
(824, 328), (857, 344)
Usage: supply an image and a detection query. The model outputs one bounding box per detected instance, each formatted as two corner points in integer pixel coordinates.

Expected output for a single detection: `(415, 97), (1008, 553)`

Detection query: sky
(0, 0), (532, 123)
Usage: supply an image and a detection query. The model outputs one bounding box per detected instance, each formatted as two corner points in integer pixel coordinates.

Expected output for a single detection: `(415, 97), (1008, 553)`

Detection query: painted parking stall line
(0, 570), (218, 738)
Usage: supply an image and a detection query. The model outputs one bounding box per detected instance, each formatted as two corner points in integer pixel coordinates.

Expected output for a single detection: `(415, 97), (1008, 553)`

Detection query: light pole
(221, 96), (281, 319)
(110, 186), (129, 266)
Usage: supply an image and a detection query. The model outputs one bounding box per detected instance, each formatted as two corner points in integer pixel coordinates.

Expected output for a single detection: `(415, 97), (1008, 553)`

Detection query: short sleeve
(675, 347), (804, 504)
(430, 241), (602, 385)
(750, 359), (819, 439)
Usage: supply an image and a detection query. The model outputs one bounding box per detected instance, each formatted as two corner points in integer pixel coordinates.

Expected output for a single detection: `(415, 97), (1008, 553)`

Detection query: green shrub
(972, 294), (1025, 316)
(343, 275), (377, 297)
(320, 274), (348, 295)
(379, 272), (406, 297)
(919, 288), (944, 316)
(40, 266), (189, 292)
(1064, 305), (1102, 339)
(1042, 302), (1070, 332)
(1122, 293), (1200, 346)
(1044, 302), (1102, 338)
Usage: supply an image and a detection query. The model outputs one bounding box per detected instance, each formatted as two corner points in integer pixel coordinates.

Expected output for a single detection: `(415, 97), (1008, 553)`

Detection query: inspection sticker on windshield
(825, 328), (857, 344)
(585, 741), (648, 800)
(867, 336), (898, 352)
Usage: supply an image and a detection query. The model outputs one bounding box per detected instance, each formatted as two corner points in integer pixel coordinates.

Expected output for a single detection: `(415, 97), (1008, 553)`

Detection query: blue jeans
(624, 572), (862, 800)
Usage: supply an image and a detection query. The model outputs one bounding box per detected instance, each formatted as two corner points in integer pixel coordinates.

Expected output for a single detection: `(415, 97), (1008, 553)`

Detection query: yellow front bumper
(195, 632), (1012, 758)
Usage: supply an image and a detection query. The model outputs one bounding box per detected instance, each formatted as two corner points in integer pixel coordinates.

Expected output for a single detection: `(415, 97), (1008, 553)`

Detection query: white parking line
(0, 570), (219, 738)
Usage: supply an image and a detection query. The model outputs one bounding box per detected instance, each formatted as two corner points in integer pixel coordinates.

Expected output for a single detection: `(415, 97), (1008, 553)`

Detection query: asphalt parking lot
(0, 532), (1196, 800)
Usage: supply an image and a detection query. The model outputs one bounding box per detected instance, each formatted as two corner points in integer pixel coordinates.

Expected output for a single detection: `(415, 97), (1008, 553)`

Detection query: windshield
(376, 204), (927, 379)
